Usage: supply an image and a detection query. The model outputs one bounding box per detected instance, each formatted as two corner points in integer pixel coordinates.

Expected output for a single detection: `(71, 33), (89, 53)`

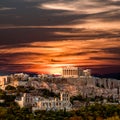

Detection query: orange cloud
(0, 38), (120, 74)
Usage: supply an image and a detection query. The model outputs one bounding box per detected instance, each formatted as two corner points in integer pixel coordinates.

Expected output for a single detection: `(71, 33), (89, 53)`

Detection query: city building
(15, 92), (72, 111)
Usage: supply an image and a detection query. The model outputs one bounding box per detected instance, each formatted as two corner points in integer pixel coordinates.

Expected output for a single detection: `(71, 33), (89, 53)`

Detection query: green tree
(5, 85), (16, 91)
(0, 88), (6, 99)
(0, 107), (7, 119)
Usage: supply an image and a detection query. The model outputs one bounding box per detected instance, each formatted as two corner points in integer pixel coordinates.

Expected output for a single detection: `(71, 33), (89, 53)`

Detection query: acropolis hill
(0, 67), (120, 97)
(0, 66), (120, 111)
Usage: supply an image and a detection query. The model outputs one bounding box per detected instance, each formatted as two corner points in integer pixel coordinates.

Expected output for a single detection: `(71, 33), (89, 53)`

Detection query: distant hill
(93, 73), (120, 80)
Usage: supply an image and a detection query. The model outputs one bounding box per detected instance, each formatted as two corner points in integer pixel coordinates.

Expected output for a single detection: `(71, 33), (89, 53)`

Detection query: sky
(0, 0), (120, 74)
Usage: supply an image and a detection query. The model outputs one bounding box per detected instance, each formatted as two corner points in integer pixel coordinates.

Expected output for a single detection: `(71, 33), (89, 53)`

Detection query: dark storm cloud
(50, 59), (62, 63)
(0, 43), (29, 49)
(0, 63), (33, 72)
(90, 65), (120, 74)
(0, 28), (71, 46)
(0, 52), (45, 64)
(0, 0), (119, 27)
(90, 46), (120, 62)
(102, 47), (120, 55)
(54, 29), (120, 40)
(89, 9), (120, 22)
(57, 51), (99, 57)
(0, 0), (120, 43)
(90, 57), (120, 61)
(0, 0), (86, 26)
(0, 28), (120, 47)
(0, 52), (45, 57)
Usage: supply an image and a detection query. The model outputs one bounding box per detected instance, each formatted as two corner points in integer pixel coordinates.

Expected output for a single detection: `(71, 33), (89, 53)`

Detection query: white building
(13, 80), (28, 87)
(13, 73), (29, 80)
(62, 66), (91, 78)
(83, 69), (91, 77)
(0, 76), (11, 89)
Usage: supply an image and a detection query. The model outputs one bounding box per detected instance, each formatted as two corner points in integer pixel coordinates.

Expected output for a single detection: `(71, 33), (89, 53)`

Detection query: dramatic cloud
(0, 39), (120, 74)
(0, 0), (120, 74)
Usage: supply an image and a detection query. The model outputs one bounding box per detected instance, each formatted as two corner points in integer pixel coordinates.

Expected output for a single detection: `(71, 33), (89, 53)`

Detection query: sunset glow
(0, 0), (120, 74)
